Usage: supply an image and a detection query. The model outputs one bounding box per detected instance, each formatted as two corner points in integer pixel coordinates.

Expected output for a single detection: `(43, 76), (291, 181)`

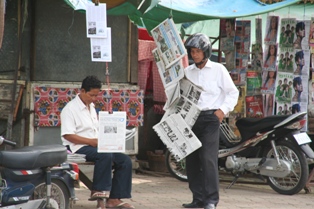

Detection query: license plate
(293, 132), (312, 145)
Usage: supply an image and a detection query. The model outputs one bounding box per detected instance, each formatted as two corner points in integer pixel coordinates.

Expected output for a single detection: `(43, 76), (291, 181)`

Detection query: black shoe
(182, 201), (204, 208)
(204, 203), (216, 209)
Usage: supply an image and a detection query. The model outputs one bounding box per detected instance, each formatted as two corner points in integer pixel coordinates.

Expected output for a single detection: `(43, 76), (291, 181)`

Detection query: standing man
(61, 75), (134, 209)
(182, 33), (239, 209)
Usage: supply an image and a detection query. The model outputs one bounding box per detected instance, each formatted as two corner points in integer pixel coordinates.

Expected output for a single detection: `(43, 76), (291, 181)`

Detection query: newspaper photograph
(86, 3), (107, 38)
(98, 111), (126, 153)
(162, 95), (201, 128)
(153, 113), (202, 162)
(180, 78), (203, 105)
(90, 28), (112, 62)
(152, 48), (185, 88)
(151, 18), (187, 69)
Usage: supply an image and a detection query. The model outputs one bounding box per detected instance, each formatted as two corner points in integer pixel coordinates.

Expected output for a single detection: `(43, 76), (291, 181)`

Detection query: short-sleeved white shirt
(60, 94), (98, 153)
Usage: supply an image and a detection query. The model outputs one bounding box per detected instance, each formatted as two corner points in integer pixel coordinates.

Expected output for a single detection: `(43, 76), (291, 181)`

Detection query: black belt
(200, 109), (217, 115)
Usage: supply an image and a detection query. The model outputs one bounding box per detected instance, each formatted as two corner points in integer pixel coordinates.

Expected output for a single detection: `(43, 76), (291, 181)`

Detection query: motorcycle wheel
(165, 150), (188, 182)
(32, 179), (70, 209)
(264, 140), (308, 195)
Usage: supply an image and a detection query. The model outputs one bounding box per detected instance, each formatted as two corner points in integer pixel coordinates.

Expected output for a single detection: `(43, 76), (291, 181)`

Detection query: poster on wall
(279, 18), (296, 48)
(278, 47), (294, 73)
(264, 16), (279, 45)
(245, 95), (263, 118)
(275, 72), (293, 103)
(293, 20), (310, 50)
(263, 44), (278, 71)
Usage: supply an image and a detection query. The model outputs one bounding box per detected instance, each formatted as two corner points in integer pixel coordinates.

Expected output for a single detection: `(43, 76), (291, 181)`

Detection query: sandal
(88, 191), (110, 201)
(106, 202), (135, 209)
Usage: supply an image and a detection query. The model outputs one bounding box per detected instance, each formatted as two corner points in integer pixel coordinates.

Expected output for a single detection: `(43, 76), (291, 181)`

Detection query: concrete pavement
(73, 170), (314, 209)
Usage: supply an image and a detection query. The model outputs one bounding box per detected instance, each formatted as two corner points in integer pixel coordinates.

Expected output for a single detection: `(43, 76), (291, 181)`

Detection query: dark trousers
(76, 146), (132, 199)
(186, 113), (220, 206)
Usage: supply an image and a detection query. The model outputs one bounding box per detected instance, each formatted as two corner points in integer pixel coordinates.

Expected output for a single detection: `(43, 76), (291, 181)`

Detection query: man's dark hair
(292, 104), (300, 114)
(293, 77), (302, 88)
(295, 22), (305, 33)
(295, 50), (304, 62)
(81, 75), (102, 92)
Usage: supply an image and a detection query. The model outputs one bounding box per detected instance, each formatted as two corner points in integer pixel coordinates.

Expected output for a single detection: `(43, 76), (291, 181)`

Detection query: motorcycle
(0, 136), (79, 209)
(165, 112), (314, 195)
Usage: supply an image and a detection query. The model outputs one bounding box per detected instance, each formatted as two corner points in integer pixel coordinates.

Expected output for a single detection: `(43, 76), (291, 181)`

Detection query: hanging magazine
(245, 95), (263, 118)
(246, 71), (262, 95)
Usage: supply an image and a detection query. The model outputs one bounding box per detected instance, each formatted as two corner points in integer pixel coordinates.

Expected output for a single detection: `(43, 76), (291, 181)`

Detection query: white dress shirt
(184, 59), (239, 114)
(60, 94), (98, 153)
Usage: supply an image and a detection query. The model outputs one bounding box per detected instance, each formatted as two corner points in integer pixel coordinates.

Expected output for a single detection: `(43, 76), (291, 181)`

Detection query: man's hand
(214, 109), (224, 123)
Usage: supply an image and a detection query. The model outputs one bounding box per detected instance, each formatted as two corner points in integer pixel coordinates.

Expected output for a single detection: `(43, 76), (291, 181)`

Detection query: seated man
(61, 75), (134, 209)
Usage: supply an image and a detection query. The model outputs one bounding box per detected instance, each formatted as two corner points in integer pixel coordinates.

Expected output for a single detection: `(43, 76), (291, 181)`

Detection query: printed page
(151, 18), (187, 69)
(279, 18), (296, 48)
(180, 78), (203, 105)
(164, 82), (181, 109)
(275, 72), (294, 103)
(98, 111), (126, 153)
(162, 95), (201, 128)
(153, 114), (202, 162)
(152, 48), (185, 88)
(245, 95), (264, 118)
(264, 16), (279, 45)
(90, 28), (112, 62)
(86, 3), (107, 38)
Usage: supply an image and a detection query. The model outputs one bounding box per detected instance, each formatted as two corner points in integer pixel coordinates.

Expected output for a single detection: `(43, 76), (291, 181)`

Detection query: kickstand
(226, 174), (239, 189)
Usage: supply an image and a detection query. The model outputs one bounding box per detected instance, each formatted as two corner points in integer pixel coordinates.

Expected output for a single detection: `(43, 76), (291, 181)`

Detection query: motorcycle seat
(236, 115), (290, 141)
(0, 144), (67, 169)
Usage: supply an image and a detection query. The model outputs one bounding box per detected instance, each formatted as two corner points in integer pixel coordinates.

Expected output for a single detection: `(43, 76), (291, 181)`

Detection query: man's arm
(218, 67), (239, 116)
(63, 134), (98, 148)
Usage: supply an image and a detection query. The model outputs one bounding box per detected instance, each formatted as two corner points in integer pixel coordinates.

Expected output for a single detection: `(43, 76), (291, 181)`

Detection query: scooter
(166, 112), (314, 195)
(0, 136), (79, 209)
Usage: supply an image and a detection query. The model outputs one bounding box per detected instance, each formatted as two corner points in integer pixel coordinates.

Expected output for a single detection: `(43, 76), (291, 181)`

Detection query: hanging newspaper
(86, 3), (107, 38)
(152, 48), (185, 88)
(151, 18), (187, 69)
(98, 111), (126, 153)
(153, 113), (202, 162)
(90, 28), (112, 62)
